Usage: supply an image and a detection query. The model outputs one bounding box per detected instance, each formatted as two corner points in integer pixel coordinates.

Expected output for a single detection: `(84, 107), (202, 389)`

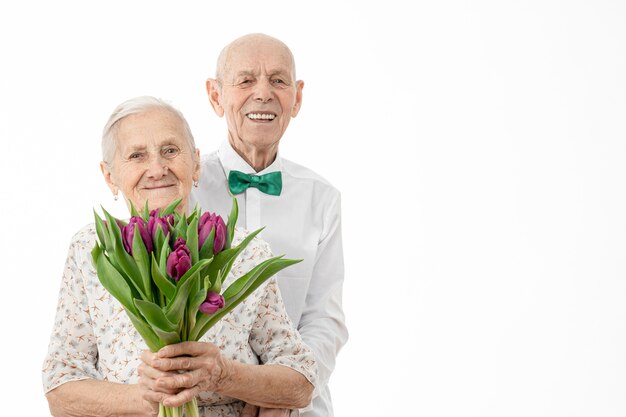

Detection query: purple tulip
(147, 209), (174, 241)
(122, 216), (153, 255)
(166, 238), (191, 282)
(198, 212), (226, 254)
(115, 219), (126, 231)
(199, 291), (225, 315)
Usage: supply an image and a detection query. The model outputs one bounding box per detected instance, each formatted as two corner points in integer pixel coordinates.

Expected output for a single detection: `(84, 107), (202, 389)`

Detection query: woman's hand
(138, 349), (185, 408)
(241, 403), (293, 417)
(139, 342), (234, 407)
(259, 407), (293, 417)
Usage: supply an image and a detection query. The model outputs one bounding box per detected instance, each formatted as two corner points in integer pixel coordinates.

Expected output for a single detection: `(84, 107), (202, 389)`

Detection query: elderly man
(190, 33), (348, 417)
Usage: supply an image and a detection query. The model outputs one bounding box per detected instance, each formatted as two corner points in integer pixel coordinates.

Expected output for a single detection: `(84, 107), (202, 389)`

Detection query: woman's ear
(206, 79), (225, 117)
(193, 149), (201, 182)
(100, 161), (118, 197)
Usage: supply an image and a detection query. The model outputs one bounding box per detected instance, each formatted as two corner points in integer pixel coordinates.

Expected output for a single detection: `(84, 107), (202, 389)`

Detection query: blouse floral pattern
(42, 224), (317, 417)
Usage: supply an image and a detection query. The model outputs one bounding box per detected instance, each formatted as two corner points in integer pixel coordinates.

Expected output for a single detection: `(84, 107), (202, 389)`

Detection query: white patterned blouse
(42, 224), (317, 417)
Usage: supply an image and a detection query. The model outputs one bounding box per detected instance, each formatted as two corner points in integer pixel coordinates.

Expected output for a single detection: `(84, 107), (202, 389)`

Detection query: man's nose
(253, 77), (273, 103)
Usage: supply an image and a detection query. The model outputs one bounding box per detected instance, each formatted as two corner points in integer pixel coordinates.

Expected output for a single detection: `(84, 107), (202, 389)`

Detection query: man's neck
(229, 137), (279, 172)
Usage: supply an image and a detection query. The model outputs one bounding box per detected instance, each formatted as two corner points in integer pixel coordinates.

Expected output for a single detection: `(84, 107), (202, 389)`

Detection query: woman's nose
(145, 156), (169, 179)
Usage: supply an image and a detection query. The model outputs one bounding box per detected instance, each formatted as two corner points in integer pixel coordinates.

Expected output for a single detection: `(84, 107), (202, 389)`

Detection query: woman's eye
(129, 153), (143, 160)
(163, 147), (180, 158)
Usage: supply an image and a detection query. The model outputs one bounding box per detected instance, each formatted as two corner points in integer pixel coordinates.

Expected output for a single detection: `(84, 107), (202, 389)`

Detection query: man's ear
(100, 161), (118, 196)
(291, 80), (304, 117)
(206, 79), (225, 117)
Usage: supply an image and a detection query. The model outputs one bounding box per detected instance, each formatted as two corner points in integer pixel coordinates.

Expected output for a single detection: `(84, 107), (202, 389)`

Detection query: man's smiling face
(216, 35), (304, 154)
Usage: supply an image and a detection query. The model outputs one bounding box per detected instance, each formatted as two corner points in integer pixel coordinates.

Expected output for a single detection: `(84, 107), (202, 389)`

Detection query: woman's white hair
(101, 96), (197, 166)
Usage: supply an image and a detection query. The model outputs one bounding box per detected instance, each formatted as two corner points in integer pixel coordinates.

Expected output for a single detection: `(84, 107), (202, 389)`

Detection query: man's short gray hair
(102, 96), (197, 166)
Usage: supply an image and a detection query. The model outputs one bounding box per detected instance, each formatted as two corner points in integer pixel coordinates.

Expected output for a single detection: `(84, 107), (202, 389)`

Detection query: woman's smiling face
(102, 107), (199, 213)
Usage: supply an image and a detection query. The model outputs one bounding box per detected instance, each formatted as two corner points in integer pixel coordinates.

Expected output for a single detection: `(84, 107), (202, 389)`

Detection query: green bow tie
(228, 170), (282, 196)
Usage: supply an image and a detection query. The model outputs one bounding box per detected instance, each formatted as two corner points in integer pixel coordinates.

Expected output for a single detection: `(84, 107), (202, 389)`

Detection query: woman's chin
(135, 192), (188, 213)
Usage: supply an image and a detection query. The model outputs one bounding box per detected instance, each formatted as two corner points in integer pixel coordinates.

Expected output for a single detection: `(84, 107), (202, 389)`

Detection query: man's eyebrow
(234, 69), (291, 77)
(268, 69), (290, 77)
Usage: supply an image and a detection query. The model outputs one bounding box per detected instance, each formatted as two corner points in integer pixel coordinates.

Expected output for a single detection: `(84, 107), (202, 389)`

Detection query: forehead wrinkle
(217, 34), (297, 82)
(118, 135), (181, 154)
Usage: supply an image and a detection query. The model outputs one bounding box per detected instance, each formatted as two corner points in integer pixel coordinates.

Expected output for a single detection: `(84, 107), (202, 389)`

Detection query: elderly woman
(42, 96), (316, 417)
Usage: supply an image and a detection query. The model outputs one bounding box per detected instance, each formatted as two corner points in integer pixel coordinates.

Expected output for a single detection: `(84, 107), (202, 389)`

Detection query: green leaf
(142, 200), (150, 220)
(129, 200), (141, 218)
(135, 299), (178, 332)
(131, 224), (152, 301)
(159, 236), (170, 277)
(97, 210), (152, 302)
(95, 209), (146, 302)
(209, 268), (223, 293)
(186, 208), (199, 225)
(101, 207), (122, 251)
(125, 309), (164, 351)
(162, 198), (183, 216)
(151, 253), (175, 301)
(206, 227), (264, 284)
(190, 257), (301, 341)
(93, 209), (110, 251)
(151, 327), (182, 345)
(188, 287), (208, 331)
(94, 249), (139, 317)
(186, 213), (199, 264)
(110, 233), (147, 301)
(101, 208), (132, 271)
(91, 242), (102, 271)
(225, 197), (238, 250)
(153, 225), (163, 262)
(221, 255), (296, 299)
(174, 214), (189, 242)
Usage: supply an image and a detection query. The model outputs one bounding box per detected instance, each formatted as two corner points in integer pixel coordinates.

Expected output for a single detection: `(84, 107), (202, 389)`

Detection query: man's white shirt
(190, 141), (348, 417)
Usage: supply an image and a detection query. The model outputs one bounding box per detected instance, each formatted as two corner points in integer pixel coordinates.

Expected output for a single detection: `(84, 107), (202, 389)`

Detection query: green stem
(185, 398), (200, 417)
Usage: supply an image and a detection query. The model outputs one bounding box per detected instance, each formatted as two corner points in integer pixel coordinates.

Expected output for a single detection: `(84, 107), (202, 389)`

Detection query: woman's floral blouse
(43, 224), (317, 417)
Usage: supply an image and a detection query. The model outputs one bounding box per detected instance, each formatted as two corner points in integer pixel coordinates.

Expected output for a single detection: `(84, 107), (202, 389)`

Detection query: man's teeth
(247, 113), (276, 120)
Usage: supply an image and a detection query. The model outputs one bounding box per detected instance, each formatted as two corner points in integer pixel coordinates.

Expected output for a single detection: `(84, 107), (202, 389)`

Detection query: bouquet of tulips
(91, 198), (300, 417)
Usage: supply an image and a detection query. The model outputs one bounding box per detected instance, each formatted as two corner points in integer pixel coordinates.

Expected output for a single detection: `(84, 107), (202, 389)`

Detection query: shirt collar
(218, 139), (283, 176)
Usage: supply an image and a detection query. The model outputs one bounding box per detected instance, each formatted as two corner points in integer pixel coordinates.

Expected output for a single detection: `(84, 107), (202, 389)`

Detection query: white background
(1, 1), (625, 416)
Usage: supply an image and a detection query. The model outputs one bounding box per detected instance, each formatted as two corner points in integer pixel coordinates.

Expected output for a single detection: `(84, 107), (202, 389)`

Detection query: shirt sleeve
(298, 191), (349, 387)
(42, 230), (102, 393)
(249, 277), (318, 387)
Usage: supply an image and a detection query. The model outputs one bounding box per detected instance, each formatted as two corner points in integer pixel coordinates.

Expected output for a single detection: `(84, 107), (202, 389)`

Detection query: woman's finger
(240, 403), (259, 417)
(157, 341), (217, 358)
(259, 408), (292, 417)
(161, 385), (202, 408)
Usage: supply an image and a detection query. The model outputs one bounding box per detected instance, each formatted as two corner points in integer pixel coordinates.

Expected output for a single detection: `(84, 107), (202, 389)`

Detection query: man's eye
(271, 78), (289, 88)
(129, 153), (144, 160)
